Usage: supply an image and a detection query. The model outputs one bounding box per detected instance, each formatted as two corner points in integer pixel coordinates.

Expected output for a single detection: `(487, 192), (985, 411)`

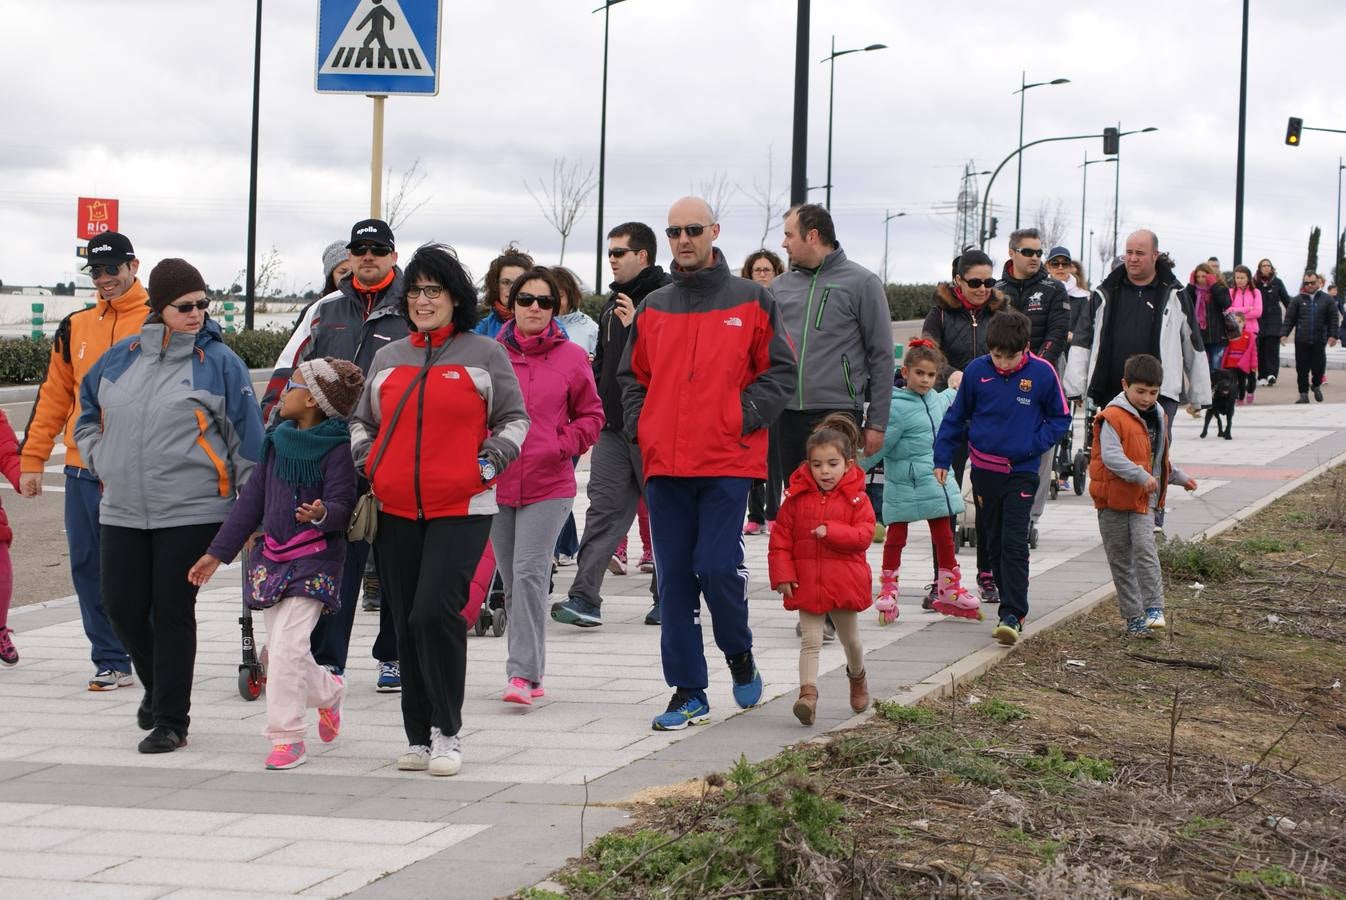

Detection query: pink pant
(261, 596), (343, 744)
(616, 499), (652, 558)
(0, 542), (11, 630)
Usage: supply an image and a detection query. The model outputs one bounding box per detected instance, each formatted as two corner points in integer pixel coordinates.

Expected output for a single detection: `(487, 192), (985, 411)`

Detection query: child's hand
(296, 499), (326, 523)
(1145, 476), (1159, 494)
(775, 582), (796, 599)
(947, 370), (963, 389)
(934, 468), (948, 485)
(188, 554), (221, 586)
(813, 524), (827, 539)
(1184, 479), (1199, 492)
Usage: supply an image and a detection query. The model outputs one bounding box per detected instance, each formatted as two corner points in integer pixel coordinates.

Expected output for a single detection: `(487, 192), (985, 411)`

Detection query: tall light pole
(881, 210), (906, 284)
(1079, 153), (1115, 262)
(1013, 72), (1070, 229)
(1110, 125), (1160, 259)
(1336, 157), (1345, 272)
(822, 36), (886, 210)
(789, 0), (809, 206)
(592, 0), (629, 292)
(244, 0), (262, 331)
(1088, 229), (1095, 284)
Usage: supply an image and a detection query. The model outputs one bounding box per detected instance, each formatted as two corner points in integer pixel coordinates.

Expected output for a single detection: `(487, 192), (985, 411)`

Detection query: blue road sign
(315, 0), (441, 95)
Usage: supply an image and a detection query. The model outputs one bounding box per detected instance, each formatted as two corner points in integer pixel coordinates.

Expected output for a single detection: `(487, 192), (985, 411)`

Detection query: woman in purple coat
(189, 358), (364, 771)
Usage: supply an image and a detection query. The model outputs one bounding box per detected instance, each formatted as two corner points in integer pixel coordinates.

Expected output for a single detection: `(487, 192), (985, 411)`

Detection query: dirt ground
(537, 470), (1346, 899)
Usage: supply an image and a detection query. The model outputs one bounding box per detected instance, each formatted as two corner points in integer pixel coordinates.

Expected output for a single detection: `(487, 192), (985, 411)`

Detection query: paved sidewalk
(1, 402), (1345, 899)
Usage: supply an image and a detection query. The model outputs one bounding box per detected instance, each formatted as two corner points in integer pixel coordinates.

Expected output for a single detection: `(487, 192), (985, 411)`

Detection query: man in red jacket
(618, 196), (796, 731)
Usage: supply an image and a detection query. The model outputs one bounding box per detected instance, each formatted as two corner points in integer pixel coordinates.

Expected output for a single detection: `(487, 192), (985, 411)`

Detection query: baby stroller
(1070, 399), (1097, 498)
(469, 542), (509, 637)
(956, 475), (977, 548)
(1050, 404), (1088, 498)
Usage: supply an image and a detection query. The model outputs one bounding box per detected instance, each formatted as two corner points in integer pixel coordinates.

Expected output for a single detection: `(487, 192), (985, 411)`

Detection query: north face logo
(442, 371), (460, 379)
(723, 316), (743, 327)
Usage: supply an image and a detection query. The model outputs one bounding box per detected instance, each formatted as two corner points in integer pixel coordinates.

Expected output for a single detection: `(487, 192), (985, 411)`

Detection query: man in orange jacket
(19, 232), (150, 691)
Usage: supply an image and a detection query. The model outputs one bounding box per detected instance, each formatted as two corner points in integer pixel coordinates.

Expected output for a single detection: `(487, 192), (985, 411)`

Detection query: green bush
(0, 337), (54, 384)
(222, 328), (292, 369)
(885, 283), (937, 321)
(580, 292), (607, 321)
(1157, 536), (1241, 580)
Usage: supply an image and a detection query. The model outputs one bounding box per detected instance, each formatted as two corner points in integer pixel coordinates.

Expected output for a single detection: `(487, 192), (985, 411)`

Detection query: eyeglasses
(960, 277), (997, 289)
(607, 247), (633, 258)
(751, 266), (776, 275)
(284, 379), (309, 393)
(1013, 247), (1044, 258)
(87, 263), (123, 277)
(514, 293), (556, 310)
(406, 284), (444, 299)
(350, 244), (392, 257)
(170, 300), (210, 313)
(665, 224), (709, 239)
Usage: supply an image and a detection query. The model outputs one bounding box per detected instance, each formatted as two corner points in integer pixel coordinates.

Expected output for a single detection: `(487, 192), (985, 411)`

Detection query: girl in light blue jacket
(861, 339), (979, 623)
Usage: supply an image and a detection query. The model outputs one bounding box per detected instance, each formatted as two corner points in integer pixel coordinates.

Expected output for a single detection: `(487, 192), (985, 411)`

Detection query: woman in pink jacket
(493, 267), (604, 706)
(1232, 265), (1259, 400)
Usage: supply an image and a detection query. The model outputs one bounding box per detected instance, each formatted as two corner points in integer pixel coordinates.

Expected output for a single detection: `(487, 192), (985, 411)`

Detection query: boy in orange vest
(1088, 354), (1198, 638)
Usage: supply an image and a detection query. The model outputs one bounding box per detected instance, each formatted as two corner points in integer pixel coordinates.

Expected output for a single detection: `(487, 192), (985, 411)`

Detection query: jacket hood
(669, 248), (730, 294)
(610, 264), (669, 297)
(788, 244), (847, 276)
(784, 458), (866, 500)
(933, 281), (1006, 312)
(138, 316), (223, 352)
(1106, 390), (1147, 420)
(338, 265), (405, 315)
(498, 318), (569, 355)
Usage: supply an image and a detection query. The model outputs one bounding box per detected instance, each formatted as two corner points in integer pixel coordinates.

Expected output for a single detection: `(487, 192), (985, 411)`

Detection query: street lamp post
(244, 0), (262, 330)
(1110, 124), (1159, 260)
(1079, 153), (1116, 262)
(881, 210), (906, 284)
(1088, 229), (1095, 284)
(822, 36), (886, 210)
(1013, 72), (1070, 229)
(592, 0), (629, 293)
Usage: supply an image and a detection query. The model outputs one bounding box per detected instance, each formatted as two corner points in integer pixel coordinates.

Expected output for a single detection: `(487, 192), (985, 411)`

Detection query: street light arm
(981, 132), (1109, 248)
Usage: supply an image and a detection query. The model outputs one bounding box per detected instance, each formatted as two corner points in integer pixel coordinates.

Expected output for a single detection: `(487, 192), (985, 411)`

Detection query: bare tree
(384, 157), (431, 231)
(1031, 199), (1070, 250)
(694, 170), (737, 224)
(524, 157), (597, 265)
(1097, 201), (1118, 274)
(738, 146), (788, 249)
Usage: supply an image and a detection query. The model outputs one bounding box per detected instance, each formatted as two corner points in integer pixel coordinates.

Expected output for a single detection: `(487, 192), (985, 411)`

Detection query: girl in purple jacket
(189, 358), (363, 770)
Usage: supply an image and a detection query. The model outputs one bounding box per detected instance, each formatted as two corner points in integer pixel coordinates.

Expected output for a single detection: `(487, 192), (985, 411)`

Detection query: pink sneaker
(318, 675), (344, 742)
(503, 677), (532, 706)
(265, 742), (307, 770)
(530, 681), (545, 698)
(0, 627), (17, 667)
(742, 521), (762, 535)
(638, 552), (654, 574)
(607, 550), (628, 576)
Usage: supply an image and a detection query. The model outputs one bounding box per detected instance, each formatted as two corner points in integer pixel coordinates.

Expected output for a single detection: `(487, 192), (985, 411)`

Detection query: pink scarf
(1194, 283), (1211, 330)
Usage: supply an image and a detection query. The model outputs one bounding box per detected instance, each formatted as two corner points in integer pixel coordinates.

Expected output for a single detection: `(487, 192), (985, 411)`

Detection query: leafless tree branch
(525, 157), (597, 265)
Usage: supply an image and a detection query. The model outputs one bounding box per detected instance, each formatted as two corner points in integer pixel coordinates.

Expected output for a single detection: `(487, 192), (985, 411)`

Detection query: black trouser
(968, 470), (1038, 622)
(1295, 342), (1328, 394)
(747, 425), (783, 525)
(1257, 333), (1281, 380)
(1237, 370), (1256, 400)
(776, 408), (863, 480)
(376, 512), (491, 743)
(101, 523), (217, 735)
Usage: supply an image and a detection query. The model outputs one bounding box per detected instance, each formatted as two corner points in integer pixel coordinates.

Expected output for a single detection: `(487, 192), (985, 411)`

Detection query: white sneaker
(88, 668), (133, 691)
(429, 726), (462, 776)
(397, 744), (430, 771)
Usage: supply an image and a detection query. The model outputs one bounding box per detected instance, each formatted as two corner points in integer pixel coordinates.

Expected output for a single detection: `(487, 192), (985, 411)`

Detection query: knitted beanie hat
(322, 241), (348, 280)
(147, 258), (208, 313)
(296, 357), (365, 419)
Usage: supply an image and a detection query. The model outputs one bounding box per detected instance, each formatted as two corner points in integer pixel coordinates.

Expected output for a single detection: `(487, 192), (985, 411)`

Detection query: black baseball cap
(347, 219), (395, 250)
(84, 232), (136, 267)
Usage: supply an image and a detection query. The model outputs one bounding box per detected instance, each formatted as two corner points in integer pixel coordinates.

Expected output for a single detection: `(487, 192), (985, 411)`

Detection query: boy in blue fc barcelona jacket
(933, 310), (1070, 645)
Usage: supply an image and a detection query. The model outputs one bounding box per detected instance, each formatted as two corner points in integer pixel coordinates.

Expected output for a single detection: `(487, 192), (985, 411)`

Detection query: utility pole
(789, 0), (809, 206)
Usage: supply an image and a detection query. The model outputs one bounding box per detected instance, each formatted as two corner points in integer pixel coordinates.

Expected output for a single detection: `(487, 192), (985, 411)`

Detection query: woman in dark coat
(1254, 258), (1291, 386)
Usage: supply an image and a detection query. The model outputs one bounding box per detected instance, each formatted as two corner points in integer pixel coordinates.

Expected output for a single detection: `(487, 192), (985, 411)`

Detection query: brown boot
(847, 667), (870, 713)
(793, 685), (818, 726)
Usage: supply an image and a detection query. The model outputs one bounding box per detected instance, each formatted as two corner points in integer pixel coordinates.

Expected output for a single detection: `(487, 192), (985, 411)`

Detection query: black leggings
(101, 523), (218, 734)
(376, 512), (491, 743)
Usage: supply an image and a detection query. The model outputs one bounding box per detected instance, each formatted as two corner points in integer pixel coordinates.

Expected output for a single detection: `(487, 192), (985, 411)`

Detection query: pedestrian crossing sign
(315, 0), (441, 95)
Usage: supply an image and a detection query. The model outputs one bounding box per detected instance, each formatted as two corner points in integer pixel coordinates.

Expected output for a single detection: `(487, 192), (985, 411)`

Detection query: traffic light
(990, 217), (999, 239)
(1102, 127), (1119, 155)
(1286, 117), (1303, 146)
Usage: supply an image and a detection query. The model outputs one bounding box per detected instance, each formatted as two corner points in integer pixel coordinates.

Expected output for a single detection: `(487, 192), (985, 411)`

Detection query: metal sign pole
(370, 95), (386, 219)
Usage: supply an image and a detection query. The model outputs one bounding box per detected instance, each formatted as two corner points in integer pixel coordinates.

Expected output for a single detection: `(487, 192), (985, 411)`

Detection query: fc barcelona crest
(1018, 378), (1033, 392)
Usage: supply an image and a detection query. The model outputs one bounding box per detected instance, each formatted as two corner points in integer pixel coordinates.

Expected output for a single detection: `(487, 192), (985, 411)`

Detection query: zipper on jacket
(813, 286), (834, 328)
(841, 354), (855, 401)
(413, 340), (431, 520)
(796, 261), (826, 408)
(923, 394), (957, 522)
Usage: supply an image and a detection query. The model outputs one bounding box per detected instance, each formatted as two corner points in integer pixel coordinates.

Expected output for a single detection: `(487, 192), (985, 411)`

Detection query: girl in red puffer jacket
(768, 414), (875, 727)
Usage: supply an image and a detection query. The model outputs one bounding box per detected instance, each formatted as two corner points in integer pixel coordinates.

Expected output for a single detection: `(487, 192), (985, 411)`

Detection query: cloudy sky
(2, 0), (1343, 300)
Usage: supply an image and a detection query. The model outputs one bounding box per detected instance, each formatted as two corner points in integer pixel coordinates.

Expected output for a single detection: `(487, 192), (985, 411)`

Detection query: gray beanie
(322, 241), (348, 279)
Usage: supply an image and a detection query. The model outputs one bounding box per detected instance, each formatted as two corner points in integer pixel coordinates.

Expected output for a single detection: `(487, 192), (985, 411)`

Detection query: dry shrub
(1314, 470), (1346, 531)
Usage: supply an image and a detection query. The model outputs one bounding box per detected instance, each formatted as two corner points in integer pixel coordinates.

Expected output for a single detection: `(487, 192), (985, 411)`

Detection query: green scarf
(262, 418), (351, 487)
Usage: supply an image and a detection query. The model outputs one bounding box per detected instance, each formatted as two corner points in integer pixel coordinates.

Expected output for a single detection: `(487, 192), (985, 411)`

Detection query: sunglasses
(1302, 283), (1316, 289)
(960, 277), (997, 289)
(514, 293), (556, 310)
(1013, 247), (1044, 258)
(1046, 258), (1071, 266)
(284, 379), (309, 393)
(170, 299), (210, 313)
(350, 244), (393, 257)
(607, 247), (633, 258)
(406, 284), (444, 299)
(87, 263), (123, 277)
(665, 224), (708, 239)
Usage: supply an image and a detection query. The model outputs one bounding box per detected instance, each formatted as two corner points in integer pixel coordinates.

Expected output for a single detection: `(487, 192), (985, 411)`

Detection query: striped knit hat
(295, 358), (364, 419)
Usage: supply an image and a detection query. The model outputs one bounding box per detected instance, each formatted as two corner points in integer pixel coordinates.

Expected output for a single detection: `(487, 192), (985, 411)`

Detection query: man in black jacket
(552, 222), (669, 628)
(997, 228), (1070, 536)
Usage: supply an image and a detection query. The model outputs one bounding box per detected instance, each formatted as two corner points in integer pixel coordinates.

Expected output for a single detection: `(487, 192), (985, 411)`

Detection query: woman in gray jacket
(76, 259), (265, 754)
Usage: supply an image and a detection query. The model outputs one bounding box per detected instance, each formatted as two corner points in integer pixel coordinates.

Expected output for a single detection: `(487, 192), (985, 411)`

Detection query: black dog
(1201, 369), (1236, 440)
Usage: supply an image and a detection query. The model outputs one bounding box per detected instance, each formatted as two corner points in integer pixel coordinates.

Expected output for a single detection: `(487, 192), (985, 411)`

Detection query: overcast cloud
(2, 0), (1343, 299)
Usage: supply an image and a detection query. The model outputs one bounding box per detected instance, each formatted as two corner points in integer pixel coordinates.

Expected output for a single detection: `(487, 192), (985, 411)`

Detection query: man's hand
(863, 428), (884, 457)
(19, 472), (42, 498)
(613, 293), (636, 327)
(775, 582), (796, 599)
(1145, 476), (1159, 494)
(934, 467), (948, 486)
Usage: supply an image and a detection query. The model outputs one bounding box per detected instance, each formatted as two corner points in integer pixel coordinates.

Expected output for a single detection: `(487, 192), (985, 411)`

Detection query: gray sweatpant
(1030, 447), (1055, 523)
(569, 430), (651, 607)
(1097, 508), (1164, 620)
(493, 498), (573, 684)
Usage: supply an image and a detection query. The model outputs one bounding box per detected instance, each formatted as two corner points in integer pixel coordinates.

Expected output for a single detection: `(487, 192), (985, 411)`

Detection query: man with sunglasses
(18, 232), (148, 690)
(997, 229), (1070, 535)
(552, 222), (669, 629)
(263, 218), (407, 690)
(619, 197), (796, 731)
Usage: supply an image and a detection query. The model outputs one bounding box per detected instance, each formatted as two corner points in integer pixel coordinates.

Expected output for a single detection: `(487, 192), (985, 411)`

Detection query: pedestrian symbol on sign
(320, 0), (432, 76)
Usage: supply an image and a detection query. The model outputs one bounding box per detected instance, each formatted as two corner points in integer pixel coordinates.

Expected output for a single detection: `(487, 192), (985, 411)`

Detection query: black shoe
(137, 693), (153, 731)
(922, 583), (937, 611)
(1313, 386), (1324, 402)
(823, 614), (837, 642)
(138, 726), (186, 754)
(1297, 393), (1310, 404)
(644, 603), (661, 626)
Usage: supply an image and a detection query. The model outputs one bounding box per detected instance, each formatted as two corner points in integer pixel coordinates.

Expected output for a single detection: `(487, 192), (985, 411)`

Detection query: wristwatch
(478, 456), (496, 482)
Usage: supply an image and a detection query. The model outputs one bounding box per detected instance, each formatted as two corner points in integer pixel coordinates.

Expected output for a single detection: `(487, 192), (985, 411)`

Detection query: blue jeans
(65, 466), (130, 672)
